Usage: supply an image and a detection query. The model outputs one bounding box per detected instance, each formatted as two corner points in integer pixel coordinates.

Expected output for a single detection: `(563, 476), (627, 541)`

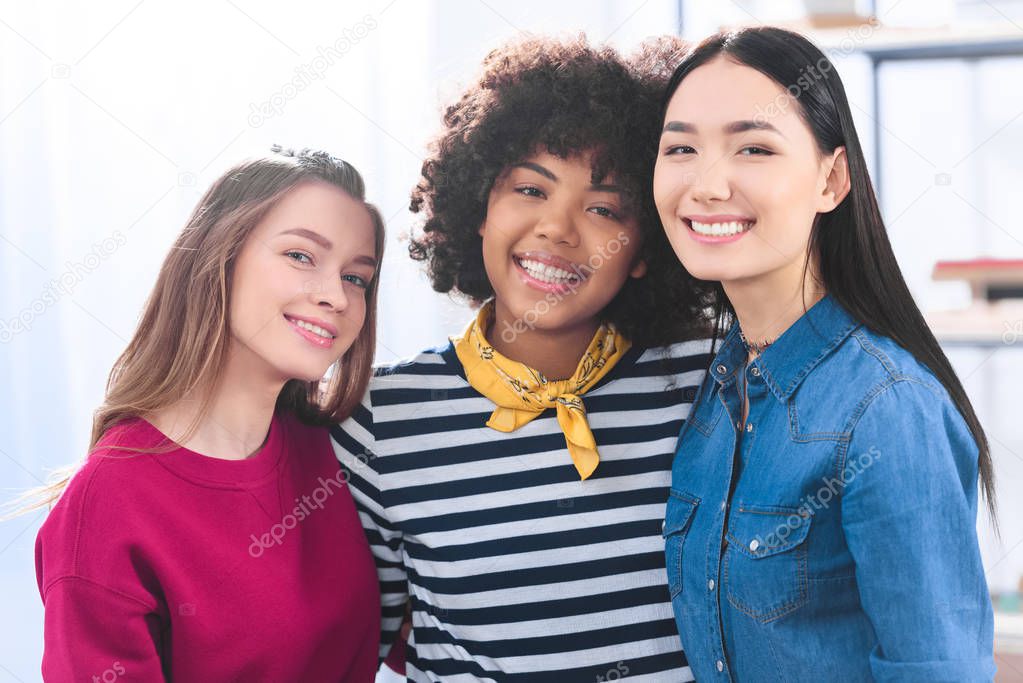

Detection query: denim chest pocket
(663, 490), (700, 599)
(724, 505), (812, 623)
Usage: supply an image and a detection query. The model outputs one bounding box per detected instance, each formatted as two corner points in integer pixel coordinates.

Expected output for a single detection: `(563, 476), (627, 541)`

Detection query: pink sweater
(35, 409), (380, 682)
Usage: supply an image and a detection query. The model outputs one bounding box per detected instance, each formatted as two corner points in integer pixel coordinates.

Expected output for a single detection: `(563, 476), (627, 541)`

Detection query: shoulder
(635, 337), (716, 368)
(36, 421), (166, 587)
(332, 341), (468, 440)
(369, 341), (469, 405)
(822, 329), (969, 446)
(835, 327), (947, 404)
(373, 342), (458, 381)
(608, 337), (714, 384)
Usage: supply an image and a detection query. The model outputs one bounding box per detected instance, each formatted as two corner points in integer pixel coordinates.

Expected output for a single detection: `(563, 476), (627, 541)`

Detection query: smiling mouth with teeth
(684, 218), (756, 241)
(284, 315), (336, 341)
(513, 256), (584, 286)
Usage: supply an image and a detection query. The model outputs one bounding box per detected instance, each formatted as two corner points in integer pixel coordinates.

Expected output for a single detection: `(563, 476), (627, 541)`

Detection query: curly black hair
(409, 34), (715, 347)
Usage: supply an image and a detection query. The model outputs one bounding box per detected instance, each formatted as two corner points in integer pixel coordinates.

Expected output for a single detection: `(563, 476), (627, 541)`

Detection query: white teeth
(518, 258), (578, 284)
(289, 317), (334, 339)
(690, 220), (753, 237)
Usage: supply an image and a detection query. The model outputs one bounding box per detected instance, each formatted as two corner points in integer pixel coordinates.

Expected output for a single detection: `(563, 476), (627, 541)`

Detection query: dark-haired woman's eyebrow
(726, 120), (786, 138)
(512, 161), (558, 182)
(662, 119), (785, 139)
(590, 183), (621, 194)
(662, 120), (695, 134)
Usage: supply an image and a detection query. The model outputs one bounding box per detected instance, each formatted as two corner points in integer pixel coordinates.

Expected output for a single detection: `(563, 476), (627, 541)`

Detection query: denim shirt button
(716, 660), (724, 672)
(716, 364), (728, 375)
(749, 539), (760, 552)
(708, 579), (715, 590)
(746, 423), (754, 432)
(750, 365), (760, 377)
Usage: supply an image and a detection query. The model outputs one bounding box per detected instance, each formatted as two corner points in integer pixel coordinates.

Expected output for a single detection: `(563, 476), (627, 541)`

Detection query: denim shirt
(664, 294), (995, 682)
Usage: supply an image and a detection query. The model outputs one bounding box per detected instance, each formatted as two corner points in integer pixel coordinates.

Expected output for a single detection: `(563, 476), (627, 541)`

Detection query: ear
(817, 147), (851, 213)
(629, 257), (647, 279)
(477, 222), (486, 237)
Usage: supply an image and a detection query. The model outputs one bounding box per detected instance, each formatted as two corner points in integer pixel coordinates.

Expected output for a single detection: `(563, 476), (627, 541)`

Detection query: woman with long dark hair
(654, 27), (996, 681)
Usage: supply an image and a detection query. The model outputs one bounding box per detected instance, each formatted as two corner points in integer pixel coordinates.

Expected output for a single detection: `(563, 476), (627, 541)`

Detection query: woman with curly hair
(332, 36), (716, 680)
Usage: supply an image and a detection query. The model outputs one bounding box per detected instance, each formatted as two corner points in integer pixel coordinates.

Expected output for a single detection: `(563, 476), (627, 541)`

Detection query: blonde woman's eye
(342, 274), (369, 289)
(285, 251), (312, 264)
(664, 144), (695, 155)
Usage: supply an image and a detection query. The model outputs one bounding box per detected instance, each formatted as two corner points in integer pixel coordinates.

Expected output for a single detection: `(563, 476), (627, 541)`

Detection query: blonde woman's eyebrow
(351, 254), (378, 268)
(280, 227), (332, 250)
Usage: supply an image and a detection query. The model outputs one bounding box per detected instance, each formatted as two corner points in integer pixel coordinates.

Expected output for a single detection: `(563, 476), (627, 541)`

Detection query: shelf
(926, 302), (1023, 347)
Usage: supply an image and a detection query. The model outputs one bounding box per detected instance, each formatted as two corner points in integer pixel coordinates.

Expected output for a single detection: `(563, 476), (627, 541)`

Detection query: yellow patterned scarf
(451, 301), (631, 480)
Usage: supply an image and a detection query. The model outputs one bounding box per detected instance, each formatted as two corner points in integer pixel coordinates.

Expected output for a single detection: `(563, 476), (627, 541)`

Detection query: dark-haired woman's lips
(681, 216), (756, 244)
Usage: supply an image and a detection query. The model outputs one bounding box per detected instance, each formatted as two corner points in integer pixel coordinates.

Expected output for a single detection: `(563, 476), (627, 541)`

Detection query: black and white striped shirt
(331, 338), (712, 682)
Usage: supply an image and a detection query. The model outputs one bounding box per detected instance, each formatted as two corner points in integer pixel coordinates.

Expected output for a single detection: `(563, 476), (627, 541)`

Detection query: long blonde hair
(14, 146), (385, 513)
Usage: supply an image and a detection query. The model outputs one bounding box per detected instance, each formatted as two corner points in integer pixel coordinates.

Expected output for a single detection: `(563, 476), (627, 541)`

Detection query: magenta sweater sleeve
(38, 576), (165, 681)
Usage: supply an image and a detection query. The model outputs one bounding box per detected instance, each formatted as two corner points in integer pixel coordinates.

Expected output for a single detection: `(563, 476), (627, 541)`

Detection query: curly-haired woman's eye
(739, 145), (773, 156)
(588, 206), (620, 220)
(515, 185), (546, 199)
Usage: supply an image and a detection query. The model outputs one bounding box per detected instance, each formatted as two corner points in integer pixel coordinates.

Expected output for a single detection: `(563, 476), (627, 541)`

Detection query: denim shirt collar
(709, 294), (861, 403)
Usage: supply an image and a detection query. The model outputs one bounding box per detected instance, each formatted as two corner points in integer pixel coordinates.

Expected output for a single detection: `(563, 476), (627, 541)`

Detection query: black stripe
(409, 584), (671, 625)
(394, 486), (669, 535)
(406, 518), (662, 562)
(409, 648), (690, 682)
(413, 618), (681, 657)
(388, 452), (672, 507)
(376, 420), (683, 473)
(407, 551), (666, 594)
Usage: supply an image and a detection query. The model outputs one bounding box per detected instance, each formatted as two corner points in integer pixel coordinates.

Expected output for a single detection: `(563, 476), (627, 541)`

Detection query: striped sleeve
(330, 391), (408, 664)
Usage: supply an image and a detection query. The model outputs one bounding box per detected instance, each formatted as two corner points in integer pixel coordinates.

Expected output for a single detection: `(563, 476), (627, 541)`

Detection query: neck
(724, 261), (825, 361)
(149, 342), (286, 460)
(486, 299), (600, 380)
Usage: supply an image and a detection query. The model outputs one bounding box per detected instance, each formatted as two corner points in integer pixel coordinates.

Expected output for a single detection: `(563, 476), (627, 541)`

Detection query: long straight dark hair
(662, 26), (997, 526)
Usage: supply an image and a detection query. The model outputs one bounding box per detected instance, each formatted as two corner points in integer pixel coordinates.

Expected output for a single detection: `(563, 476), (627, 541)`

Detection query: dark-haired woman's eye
(664, 145), (695, 156)
(740, 146), (773, 156)
(285, 250), (313, 265)
(515, 185), (546, 199)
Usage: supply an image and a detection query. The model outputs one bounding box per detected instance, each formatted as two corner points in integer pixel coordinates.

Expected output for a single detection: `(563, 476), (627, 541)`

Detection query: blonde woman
(32, 147), (385, 681)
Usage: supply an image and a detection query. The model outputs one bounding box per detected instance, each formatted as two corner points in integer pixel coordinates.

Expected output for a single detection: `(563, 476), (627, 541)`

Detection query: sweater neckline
(120, 410), (288, 487)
